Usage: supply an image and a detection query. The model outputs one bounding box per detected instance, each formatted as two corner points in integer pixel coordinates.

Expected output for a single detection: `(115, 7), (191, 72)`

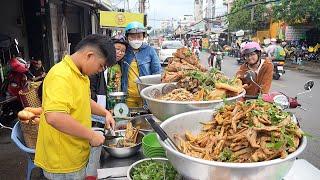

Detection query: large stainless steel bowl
(103, 130), (144, 158)
(140, 83), (246, 121)
(135, 74), (161, 93)
(158, 110), (307, 180)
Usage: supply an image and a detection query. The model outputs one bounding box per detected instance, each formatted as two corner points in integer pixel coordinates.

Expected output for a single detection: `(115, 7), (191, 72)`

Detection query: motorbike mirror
(244, 70), (256, 82)
(14, 38), (18, 45)
(304, 80), (314, 91)
(244, 70), (262, 94)
(273, 94), (289, 109)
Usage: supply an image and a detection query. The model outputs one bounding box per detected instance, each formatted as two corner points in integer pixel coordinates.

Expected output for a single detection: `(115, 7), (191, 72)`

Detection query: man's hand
(89, 131), (105, 147)
(105, 111), (115, 129)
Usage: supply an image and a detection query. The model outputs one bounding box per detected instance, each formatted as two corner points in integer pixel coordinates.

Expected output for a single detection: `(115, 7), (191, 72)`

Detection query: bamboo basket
(20, 121), (39, 149)
(18, 81), (42, 149)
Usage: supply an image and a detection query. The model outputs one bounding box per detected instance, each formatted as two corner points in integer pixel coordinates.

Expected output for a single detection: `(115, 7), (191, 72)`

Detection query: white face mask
(129, 40), (143, 49)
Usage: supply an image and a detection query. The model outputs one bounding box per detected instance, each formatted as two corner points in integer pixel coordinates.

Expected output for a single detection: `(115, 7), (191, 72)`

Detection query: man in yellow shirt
(35, 34), (116, 179)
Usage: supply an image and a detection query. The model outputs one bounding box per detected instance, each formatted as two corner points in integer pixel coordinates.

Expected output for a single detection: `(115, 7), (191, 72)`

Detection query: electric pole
(139, 0), (146, 13)
(251, 0), (255, 22)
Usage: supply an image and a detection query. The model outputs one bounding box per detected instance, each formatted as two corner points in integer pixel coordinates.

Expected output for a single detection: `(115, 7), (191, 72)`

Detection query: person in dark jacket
(121, 22), (161, 108)
(90, 35), (128, 123)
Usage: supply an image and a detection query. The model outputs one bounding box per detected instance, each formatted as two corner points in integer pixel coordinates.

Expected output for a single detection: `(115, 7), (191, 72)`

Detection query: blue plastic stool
(11, 122), (38, 180)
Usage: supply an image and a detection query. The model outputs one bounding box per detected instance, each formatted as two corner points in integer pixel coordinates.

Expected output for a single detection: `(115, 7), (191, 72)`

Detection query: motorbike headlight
(273, 95), (289, 109)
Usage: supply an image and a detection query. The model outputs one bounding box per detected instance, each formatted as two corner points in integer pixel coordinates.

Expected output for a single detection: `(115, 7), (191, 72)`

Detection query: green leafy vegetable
(131, 160), (179, 180)
(219, 148), (234, 162)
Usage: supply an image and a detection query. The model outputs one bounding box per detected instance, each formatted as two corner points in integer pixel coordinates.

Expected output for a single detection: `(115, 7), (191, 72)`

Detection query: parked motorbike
(0, 38), (33, 124)
(293, 47), (306, 65)
(5, 39), (34, 96)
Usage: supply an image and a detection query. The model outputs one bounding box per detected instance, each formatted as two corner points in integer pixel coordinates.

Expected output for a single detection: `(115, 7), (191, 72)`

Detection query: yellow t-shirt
(127, 60), (143, 108)
(34, 55), (91, 173)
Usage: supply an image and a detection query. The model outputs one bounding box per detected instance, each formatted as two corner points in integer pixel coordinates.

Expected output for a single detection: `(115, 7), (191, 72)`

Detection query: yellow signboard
(100, 11), (144, 28)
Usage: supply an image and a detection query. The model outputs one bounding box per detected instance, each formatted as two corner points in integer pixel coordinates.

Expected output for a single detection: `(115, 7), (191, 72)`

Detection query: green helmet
(125, 21), (146, 36)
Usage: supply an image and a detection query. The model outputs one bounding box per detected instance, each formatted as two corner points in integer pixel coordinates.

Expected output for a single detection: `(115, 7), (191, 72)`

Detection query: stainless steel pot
(140, 83), (246, 121)
(102, 130), (144, 158)
(158, 110), (307, 180)
(135, 74), (161, 93)
(114, 115), (158, 134)
(130, 114), (156, 134)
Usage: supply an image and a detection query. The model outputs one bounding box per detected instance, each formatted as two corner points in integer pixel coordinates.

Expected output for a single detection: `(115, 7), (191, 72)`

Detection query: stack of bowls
(142, 133), (166, 158)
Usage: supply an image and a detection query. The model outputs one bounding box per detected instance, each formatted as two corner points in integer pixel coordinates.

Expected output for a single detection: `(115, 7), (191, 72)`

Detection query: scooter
(272, 59), (285, 80)
(0, 39), (32, 125)
(215, 51), (223, 71)
(244, 70), (314, 110)
(208, 52), (215, 67)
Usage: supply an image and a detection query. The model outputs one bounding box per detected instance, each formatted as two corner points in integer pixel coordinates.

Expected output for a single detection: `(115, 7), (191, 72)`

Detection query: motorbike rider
(208, 40), (223, 68)
(122, 21), (161, 108)
(266, 38), (277, 58)
(236, 42), (273, 96)
(270, 39), (286, 61)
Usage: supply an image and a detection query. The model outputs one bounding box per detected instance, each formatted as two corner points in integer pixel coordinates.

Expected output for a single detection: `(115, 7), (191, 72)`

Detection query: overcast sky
(112, 0), (227, 28)
(146, 0), (194, 28)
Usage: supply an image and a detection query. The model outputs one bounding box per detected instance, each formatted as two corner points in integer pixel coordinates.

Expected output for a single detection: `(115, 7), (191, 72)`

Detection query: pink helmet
(242, 42), (262, 55)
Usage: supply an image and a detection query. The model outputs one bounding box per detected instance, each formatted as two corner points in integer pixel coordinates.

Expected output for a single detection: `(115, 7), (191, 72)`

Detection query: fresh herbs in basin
(131, 160), (178, 180)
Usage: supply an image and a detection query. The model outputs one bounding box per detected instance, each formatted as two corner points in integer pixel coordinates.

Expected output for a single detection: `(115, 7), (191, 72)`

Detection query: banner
(100, 11), (144, 28)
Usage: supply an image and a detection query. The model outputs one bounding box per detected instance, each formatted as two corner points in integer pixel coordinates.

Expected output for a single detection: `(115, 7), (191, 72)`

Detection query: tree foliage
(272, 0), (320, 28)
(227, 0), (269, 31)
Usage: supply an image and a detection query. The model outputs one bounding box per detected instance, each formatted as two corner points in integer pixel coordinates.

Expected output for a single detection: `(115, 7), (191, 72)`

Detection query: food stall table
(98, 151), (144, 179)
(98, 158), (320, 180)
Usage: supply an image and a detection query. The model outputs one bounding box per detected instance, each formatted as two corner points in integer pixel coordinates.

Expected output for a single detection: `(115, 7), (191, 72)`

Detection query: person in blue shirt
(121, 21), (161, 108)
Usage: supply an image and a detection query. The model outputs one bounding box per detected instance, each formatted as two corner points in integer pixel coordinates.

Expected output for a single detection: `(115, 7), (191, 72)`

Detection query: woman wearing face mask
(90, 35), (128, 124)
(122, 21), (161, 108)
(236, 42), (273, 96)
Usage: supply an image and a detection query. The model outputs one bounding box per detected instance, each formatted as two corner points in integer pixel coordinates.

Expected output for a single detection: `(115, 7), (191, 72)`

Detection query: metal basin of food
(140, 83), (246, 121)
(158, 110), (307, 180)
(102, 130), (145, 158)
(135, 74), (161, 93)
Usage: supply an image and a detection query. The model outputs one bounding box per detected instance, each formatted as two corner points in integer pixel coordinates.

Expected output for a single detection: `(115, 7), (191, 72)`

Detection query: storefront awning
(69, 0), (113, 11)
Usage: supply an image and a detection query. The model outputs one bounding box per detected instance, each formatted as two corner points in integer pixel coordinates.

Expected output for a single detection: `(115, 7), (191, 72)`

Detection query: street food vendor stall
(96, 47), (320, 180)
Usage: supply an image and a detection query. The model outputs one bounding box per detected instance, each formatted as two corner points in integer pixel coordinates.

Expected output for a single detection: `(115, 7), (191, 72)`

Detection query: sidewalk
(285, 60), (320, 74)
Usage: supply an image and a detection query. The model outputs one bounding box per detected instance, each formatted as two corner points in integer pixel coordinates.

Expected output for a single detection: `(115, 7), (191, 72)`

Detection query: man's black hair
(75, 34), (116, 67)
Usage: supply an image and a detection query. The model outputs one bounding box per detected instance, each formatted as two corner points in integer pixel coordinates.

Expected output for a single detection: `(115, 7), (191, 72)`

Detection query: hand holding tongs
(103, 121), (122, 141)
